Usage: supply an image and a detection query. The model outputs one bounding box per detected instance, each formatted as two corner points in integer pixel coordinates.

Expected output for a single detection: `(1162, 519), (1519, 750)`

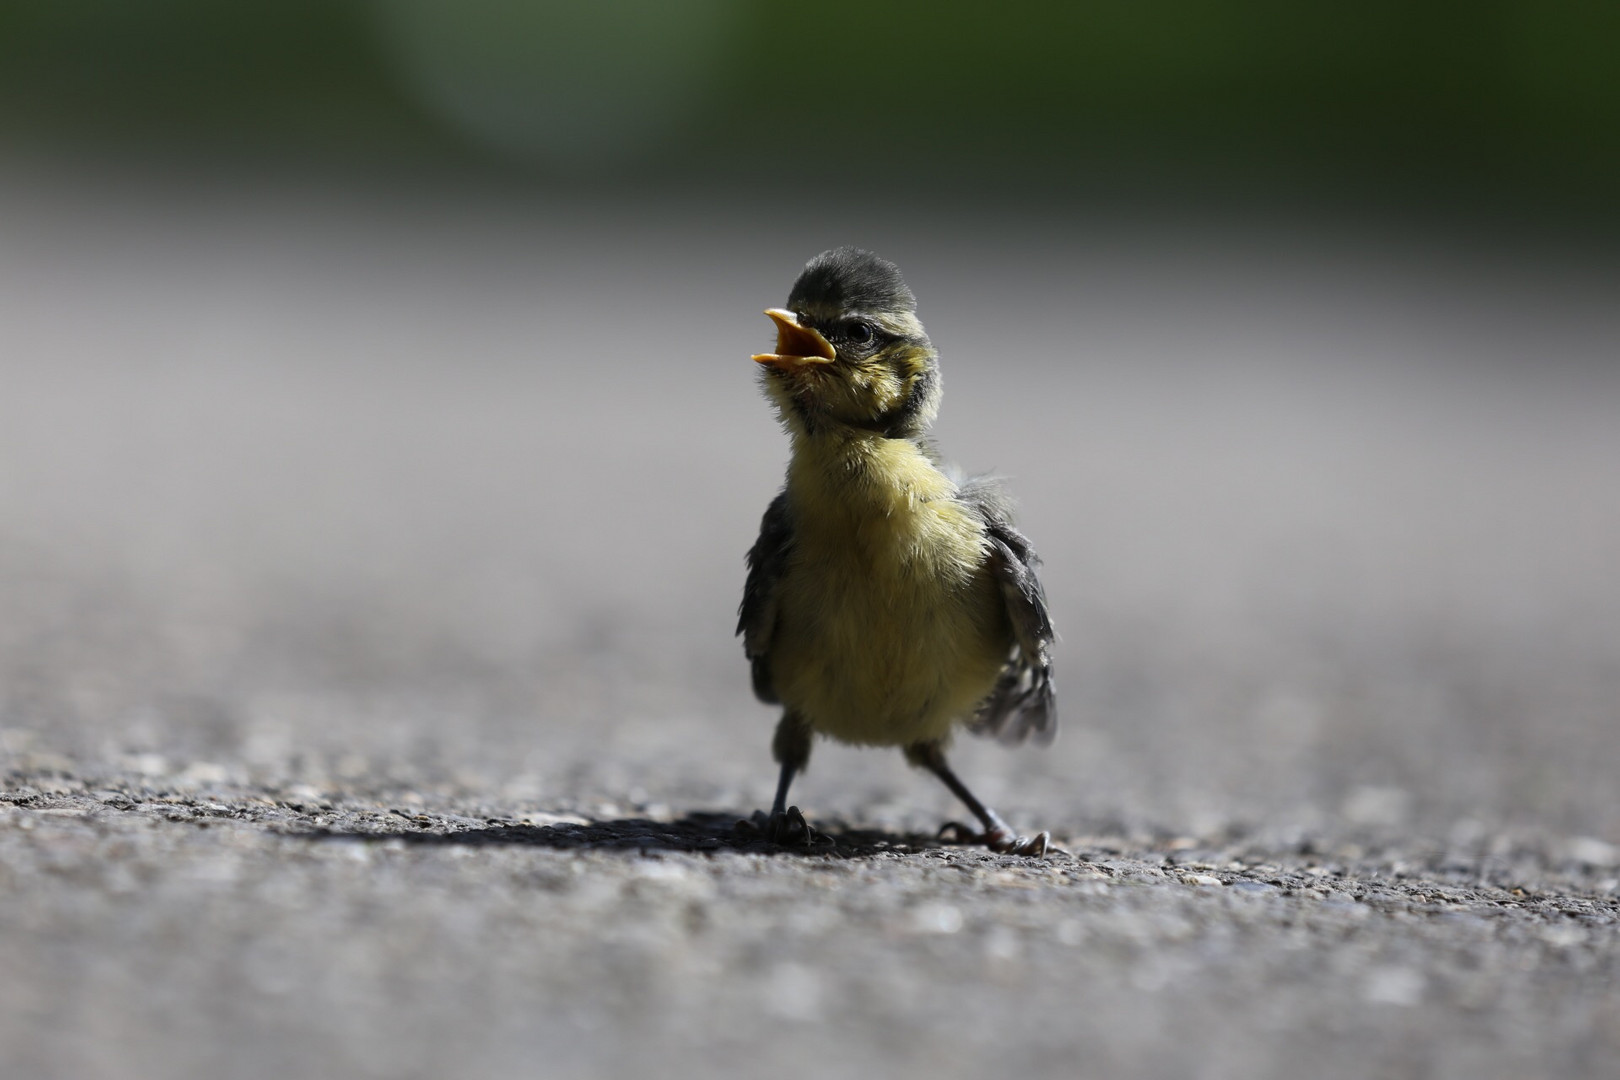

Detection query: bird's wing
(960, 478), (1057, 747)
(737, 491), (793, 704)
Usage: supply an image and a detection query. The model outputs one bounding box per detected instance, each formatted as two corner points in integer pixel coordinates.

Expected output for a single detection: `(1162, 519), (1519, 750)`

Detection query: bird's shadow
(307, 810), (970, 860)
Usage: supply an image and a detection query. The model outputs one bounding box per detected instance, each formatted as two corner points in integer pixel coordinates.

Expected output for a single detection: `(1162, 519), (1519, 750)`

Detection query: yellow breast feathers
(769, 435), (1013, 747)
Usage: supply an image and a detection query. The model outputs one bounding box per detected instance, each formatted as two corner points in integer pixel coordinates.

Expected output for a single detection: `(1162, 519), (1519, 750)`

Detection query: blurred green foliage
(0, 0), (1615, 208)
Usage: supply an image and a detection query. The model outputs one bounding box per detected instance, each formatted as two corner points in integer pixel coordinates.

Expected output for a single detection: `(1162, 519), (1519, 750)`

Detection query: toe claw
(940, 821), (1052, 858)
(776, 805), (810, 845)
(740, 805), (824, 848)
(735, 809), (777, 838)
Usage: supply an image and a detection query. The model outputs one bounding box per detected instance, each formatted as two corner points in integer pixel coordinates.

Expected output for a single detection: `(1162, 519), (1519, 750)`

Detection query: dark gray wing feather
(960, 478), (1057, 747)
(737, 491), (792, 704)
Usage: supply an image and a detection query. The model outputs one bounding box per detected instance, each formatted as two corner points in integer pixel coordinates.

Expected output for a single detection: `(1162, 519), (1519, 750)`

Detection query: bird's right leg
(743, 711), (819, 846)
(907, 740), (1050, 857)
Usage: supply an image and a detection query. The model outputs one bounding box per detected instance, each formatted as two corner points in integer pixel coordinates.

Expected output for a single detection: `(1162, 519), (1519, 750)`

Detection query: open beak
(752, 309), (836, 369)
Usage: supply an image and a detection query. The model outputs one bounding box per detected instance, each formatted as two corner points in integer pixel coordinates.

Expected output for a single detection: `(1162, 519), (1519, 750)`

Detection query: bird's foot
(736, 805), (827, 848)
(939, 820), (1051, 858)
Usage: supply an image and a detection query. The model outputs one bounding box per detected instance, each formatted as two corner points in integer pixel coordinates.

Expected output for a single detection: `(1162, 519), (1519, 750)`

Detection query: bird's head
(752, 247), (941, 439)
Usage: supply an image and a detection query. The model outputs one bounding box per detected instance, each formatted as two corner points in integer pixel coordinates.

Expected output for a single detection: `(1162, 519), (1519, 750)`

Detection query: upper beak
(752, 309), (836, 368)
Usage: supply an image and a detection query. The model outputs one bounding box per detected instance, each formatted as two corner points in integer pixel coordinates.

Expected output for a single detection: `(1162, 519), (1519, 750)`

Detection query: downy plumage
(739, 247), (1055, 855)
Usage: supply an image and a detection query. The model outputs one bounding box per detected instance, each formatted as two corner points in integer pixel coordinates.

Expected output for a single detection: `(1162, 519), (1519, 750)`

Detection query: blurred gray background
(4, 165), (1616, 841)
(2, 4), (1618, 1078)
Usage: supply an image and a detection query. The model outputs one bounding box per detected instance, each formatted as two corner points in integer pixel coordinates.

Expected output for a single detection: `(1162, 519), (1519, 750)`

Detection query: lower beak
(752, 309), (836, 368)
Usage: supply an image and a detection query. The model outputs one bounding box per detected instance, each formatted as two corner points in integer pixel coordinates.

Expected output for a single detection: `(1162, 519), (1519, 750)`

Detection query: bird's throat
(787, 430), (955, 524)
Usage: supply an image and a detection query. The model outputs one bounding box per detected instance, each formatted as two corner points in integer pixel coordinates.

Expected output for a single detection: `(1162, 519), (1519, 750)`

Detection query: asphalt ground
(2, 162), (1618, 1079)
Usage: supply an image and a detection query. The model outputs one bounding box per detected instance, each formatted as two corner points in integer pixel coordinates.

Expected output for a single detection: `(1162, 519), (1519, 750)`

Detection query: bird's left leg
(906, 740), (1049, 857)
(741, 711), (820, 846)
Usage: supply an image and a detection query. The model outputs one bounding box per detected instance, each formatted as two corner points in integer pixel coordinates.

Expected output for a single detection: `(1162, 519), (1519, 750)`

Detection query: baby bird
(739, 247), (1055, 856)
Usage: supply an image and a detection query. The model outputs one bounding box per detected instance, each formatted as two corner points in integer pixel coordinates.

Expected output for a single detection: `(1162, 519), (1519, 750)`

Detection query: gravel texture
(4, 771), (1619, 1080)
(2, 163), (1618, 1079)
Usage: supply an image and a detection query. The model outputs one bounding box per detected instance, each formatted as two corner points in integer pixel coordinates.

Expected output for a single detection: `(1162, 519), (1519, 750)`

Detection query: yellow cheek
(848, 367), (903, 413)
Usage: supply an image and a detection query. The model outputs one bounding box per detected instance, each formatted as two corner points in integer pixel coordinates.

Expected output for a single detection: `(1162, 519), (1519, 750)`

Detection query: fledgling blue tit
(738, 247), (1056, 856)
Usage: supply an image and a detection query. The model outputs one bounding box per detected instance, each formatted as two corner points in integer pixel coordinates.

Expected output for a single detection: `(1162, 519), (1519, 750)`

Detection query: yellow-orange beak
(752, 309), (836, 369)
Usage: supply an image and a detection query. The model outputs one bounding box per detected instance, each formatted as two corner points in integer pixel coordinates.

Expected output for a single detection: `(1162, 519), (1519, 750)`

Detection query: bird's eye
(846, 321), (874, 345)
